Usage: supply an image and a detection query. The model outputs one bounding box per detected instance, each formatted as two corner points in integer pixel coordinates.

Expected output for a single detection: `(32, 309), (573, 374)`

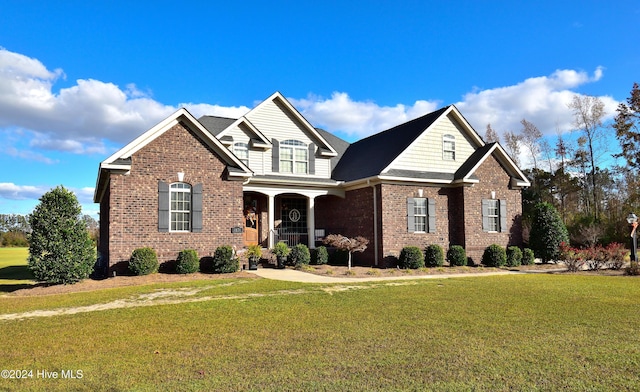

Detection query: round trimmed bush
(176, 249), (199, 274)
(506, 246), (523, 267)
(447, 245), (467, 266)
(522, 248), (535, 265)
(129, 247), (159, 276)
(290, 244), (311, 267)
(312, 246), (329, 265)
(399, 246), (424, 269)
(424, 244), (444, 267)
(482, 244), (507, 267)
(212, 245), (238, 273)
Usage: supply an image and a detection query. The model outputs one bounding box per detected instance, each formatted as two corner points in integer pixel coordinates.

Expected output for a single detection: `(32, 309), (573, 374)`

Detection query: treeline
(488, 83), (640, 247)
(0, 212), (99, 247)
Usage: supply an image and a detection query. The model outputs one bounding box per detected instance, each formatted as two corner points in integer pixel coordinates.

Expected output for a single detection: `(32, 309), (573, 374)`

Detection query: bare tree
(484, 123), (500, 143)
(503, 131), (522, 167)
(323, 234), (368, 270)
(520, 119), (542, 170)
(568, 94), (606, 220)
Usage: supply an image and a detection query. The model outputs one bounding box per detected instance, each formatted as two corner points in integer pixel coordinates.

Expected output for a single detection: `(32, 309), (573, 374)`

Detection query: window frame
(407, 197), (436, 233)
(443, 134), (456, 160)
(413, 198), (427, 233)
(486, 199), (499, 232)
(170, 182), (192, 232)
(280, 139), (308, 174)
(233, 142), (249, 166)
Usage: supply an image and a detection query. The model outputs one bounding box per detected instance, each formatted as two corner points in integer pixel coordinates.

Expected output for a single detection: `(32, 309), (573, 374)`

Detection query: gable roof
(454, 142), (531, 187)
(198, 116), (236, 135)
(243, 92), (338, 157)
(332, 106), (450, 181)
(94, 108), (253, 203)
(315, 128), (350, 170)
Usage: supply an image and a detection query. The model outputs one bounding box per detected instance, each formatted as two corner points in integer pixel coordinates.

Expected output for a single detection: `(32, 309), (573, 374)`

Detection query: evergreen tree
(28, 186), (96, 284)
(614, 82), (640, 170)
(529, 202), (569, 263)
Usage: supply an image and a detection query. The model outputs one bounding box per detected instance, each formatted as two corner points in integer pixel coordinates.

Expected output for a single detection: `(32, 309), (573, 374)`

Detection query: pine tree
(28, 186), (96, 284)
(614, 82), (640, 170)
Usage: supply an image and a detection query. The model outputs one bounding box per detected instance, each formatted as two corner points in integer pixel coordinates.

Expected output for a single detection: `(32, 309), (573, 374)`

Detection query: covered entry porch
(242, 185), (344, 249)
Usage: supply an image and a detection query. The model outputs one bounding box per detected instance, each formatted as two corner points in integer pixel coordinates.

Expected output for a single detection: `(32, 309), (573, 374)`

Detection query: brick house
(94, 92), (530, 273)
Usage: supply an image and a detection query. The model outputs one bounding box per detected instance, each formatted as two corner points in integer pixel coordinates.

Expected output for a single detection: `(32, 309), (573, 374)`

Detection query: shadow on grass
(0, 265), (35, 280)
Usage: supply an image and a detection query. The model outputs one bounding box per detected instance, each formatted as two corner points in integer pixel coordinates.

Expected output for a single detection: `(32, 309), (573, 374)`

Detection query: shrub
(424, 244), (444, 267)
(584, 246), (607, 271)
(625, 261), (640, 276)
(506, 246), (523, 267)
(482, 244), (507, 267)
(212, 245), (238, 273)
(399, 246), (424, 269)
(271, 241), (290, 259)
(176, 249), (199, 274)
(290, 244), (311, 268)
(447, 245), (467, 266)
(529, 202), (569, 263)
(129, 247), (159, 276)
(606, 243), (627, 270)
(522, 248), (535, 265)
(27, 186), (96, 284)
(312, 246), (329, 265)
(558, 242), (585, 272)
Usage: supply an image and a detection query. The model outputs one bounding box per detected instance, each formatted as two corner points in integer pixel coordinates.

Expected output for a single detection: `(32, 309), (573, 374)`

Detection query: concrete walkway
(246, 267), (521, 283)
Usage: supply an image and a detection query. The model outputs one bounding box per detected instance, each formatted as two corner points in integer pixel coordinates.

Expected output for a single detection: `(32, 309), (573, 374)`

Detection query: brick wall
(462, 155), (523, 264)
(379, 184), (451, 263)
(104, 123), (244, 273)
(315, 187), (377, 265)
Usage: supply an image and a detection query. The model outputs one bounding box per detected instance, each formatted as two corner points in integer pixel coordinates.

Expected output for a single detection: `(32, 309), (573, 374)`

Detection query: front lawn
(1, 274), (639, 391)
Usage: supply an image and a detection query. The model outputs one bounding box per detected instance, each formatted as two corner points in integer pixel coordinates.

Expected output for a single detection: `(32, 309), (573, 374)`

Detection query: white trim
(217, 117), (272, 149)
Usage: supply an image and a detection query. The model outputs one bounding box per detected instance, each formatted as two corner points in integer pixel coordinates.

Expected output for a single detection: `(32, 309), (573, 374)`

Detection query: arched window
(280, 139), (308, 174)
(233, 142), (249, 166)
(170, 183), (191, 231)
(443, 134), (455, 160)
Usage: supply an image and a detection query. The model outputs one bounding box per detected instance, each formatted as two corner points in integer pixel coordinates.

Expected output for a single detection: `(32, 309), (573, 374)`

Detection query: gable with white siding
(385, 113), (482, 174)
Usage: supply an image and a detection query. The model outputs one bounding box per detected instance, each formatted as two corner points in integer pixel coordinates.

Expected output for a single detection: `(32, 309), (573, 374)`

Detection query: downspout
(368, 179), (379, 266)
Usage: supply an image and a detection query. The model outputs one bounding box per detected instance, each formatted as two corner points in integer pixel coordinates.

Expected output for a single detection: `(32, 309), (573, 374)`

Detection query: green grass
(0, 247), (35, 292)
(1, 274), (639, 391)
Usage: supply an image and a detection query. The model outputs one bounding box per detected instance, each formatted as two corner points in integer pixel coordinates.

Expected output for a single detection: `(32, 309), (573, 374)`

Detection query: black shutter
(158, 181), (169, 232)
(407, 198), (415, 233)
(481, 199), (489, 232)
(272, 138), (279, 172)
(308, 143), (315, 175)
(499, 200), (508, 233)
(427, 198), (436, 233)
(192, 183), (203, 233)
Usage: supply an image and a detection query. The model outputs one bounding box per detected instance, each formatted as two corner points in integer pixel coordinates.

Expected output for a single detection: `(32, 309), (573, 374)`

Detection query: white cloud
(290, 92), (440, 138)
(456, 67), (618, 137)
(0, 182), (94, 204)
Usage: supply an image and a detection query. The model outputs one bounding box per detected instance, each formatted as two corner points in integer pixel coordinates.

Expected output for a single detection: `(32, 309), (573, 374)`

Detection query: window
(170, 183), (191, 232)
(482, 199), (507, 232)
(486, 199), (499, 232)
(407, 198), (435, 233)
(414, 198), (427, 232)
(233, 142), (249, 166)
(443, 134), (455, 160)
(280, 139), (308, 174)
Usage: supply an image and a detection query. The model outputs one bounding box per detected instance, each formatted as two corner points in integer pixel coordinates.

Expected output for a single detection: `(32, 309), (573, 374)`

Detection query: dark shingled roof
(454, 142), (496, 180)
(198, 115), (237, 135)
(332, 106), (450, 181)
(315, 128), (350, 170)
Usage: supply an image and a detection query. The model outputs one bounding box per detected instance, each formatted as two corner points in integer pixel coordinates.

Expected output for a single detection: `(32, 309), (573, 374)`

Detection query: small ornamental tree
(28, 186), (96, 284)
(529, 202), (569, 263)
(323, 234), (368, 270)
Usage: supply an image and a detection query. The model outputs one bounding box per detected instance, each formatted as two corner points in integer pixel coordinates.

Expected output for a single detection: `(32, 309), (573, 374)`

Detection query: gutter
(367, 179), (379, 266)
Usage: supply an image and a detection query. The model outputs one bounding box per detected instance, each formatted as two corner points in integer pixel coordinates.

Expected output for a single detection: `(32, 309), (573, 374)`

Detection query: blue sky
(1, 0), (638, 218)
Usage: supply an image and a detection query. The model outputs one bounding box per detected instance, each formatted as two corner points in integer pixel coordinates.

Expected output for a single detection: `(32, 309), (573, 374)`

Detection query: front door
(243, 199), (259, 246)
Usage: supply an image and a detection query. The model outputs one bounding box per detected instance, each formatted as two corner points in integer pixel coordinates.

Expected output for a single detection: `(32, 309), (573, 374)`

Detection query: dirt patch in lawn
(4, 271), (258, 297)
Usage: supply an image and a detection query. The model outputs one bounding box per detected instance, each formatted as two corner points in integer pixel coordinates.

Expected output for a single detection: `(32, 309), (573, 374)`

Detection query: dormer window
(280, 139), (308, 174)
(233, 142), (249, 166)
(443, 134), (455, 160)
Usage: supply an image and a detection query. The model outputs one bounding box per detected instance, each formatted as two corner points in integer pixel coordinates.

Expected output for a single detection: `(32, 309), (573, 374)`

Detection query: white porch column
(307, 196), (316, 249)
(268, 194), (275, 248)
